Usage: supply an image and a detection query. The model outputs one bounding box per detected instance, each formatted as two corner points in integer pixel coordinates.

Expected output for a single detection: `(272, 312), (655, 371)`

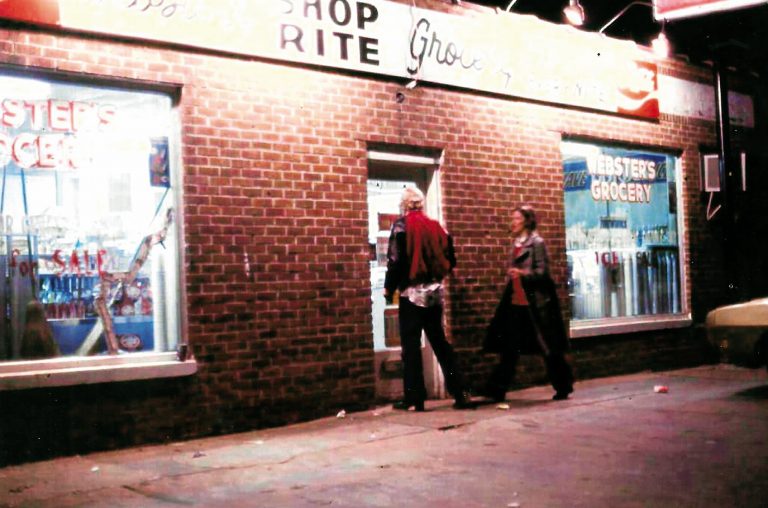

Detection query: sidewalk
(2, 365), (767, 507)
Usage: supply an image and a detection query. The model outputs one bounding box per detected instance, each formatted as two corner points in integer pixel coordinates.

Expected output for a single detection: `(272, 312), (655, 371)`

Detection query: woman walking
(482, 205), (574, 402)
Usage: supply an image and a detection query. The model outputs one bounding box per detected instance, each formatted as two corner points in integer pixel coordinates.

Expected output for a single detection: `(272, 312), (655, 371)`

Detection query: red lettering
(97, 249), (107, 276)
(83, 250), (92, 275)
(47, 249), (110, 275)
(36, 135), (60, 168)
(1, 99), (25, 128)
(25, 100), (47, 130)
(71, 101), (95, 131)
(12, 132), (36, 168)
(48, 100), (71, 131)
(69, 250), (81, 275)
(51, 249), (67, 273)
(98, 104), (117, 126)
(597, 251), (620, 267)
(9, 249), (38, 278)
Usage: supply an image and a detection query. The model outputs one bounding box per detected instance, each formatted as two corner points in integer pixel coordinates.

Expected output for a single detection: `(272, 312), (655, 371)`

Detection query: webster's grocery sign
(0, 0), (660, 119)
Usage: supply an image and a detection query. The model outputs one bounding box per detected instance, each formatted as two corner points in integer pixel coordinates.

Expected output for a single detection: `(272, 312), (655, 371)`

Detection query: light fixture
(563, 0), (585, 26)
(599, 1), (671, 58)
(651, 30), (670, 58)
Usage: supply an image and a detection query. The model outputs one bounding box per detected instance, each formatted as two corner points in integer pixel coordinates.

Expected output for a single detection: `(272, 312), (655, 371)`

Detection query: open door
(367, 149), (445, 401)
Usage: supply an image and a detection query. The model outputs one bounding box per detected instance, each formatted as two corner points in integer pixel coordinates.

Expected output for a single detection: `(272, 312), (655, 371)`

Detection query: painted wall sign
(0, 0), (662, 119)
(658, 75), (754, 127)
(653, 0), (768, 20)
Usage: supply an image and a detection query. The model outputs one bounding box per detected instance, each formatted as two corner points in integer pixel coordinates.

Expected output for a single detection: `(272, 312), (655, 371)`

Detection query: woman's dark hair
(513, 205), (537, 231)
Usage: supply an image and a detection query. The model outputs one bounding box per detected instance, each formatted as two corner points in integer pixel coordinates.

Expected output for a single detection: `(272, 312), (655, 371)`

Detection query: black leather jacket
(384, 216), (456, 295)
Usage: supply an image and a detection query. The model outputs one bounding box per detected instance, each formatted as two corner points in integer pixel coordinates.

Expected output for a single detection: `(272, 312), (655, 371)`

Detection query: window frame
(0, 66), (193, 390)
(561, 138), (691, 338)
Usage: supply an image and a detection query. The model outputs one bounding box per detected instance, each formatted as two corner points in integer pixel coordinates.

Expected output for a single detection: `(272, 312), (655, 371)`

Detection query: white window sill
(0, 352), (197, 391)
(570, 314), (693, 338)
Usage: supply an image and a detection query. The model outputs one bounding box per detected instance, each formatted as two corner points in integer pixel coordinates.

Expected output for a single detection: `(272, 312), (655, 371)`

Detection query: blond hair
(400, 187), (425, 213)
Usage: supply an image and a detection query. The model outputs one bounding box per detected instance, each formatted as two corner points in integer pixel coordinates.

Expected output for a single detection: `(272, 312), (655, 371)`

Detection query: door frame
(367, 148), (446, 401)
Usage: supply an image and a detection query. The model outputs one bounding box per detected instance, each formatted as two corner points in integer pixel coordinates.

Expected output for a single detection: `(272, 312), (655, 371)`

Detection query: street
(2, 364), (767, 507)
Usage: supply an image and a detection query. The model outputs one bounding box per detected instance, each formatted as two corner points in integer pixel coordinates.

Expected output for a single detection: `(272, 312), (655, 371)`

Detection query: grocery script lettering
(408, 18), (483, 75)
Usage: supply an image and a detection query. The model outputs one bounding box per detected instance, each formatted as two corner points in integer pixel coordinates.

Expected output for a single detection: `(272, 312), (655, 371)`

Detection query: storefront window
(562, 141), (682, 326)
(0, 73), (179, 362)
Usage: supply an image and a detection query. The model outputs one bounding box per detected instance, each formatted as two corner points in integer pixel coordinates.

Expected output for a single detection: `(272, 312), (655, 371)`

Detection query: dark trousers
(399, 298), (465, 402)
(486, 305), (573, 396)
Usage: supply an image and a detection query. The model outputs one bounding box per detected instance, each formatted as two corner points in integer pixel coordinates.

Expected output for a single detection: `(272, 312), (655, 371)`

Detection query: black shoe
(452, 391), (476, 410)
(392, 400), (425, 412)
(552, 388), (573, 401)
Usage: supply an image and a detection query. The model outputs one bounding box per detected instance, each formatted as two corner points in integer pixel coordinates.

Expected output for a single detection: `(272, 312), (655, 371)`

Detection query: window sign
(0, 73), (179, 362)
(562, 141), (682, 323)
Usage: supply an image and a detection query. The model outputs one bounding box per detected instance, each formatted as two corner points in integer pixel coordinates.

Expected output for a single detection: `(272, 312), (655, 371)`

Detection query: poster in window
(149, 137), (170, 188)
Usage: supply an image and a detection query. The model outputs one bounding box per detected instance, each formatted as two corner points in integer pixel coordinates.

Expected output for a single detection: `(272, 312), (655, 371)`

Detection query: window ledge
(570, 314), (693, 338)
(0, 352), (197, 391)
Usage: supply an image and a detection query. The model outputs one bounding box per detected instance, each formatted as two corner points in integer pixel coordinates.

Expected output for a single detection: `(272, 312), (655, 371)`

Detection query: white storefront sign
(0, 0), (754, 124)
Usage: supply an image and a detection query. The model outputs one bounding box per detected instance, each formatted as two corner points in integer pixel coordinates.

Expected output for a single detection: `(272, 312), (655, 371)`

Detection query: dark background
(468, 0), (768, 74)
(468, 1), (768, 302)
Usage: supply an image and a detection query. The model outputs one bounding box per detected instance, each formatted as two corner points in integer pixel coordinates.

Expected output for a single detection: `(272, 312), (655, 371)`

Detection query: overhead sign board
(654, 0), (768, 20)
(0, 0), (661, 120)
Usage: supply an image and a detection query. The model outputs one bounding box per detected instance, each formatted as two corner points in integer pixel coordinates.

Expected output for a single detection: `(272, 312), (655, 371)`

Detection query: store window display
(562, 141), (683, 325)
(0, 72), (179, 361)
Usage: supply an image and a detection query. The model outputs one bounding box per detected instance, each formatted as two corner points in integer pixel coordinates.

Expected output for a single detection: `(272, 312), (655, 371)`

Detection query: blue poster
(149, 137), (170, 188)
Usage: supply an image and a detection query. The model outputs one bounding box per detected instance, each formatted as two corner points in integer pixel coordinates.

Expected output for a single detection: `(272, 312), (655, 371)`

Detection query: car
(706, 298), (768, 370)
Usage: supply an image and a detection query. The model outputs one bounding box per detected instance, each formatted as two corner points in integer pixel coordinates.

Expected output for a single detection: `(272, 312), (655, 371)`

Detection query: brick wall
(0, 0), (755, 464)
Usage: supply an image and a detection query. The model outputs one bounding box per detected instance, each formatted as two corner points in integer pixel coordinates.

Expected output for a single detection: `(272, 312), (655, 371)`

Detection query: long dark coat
(483, 232), (569, 355)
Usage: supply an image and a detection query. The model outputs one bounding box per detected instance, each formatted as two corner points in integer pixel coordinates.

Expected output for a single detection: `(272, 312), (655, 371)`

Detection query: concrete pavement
(2, 364), (767, 507)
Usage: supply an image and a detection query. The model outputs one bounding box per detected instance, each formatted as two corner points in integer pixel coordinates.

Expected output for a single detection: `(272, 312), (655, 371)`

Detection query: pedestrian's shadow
(733, 384), (768, 399)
